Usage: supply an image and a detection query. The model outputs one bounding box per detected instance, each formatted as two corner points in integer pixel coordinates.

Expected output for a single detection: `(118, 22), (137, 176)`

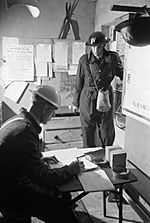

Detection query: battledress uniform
(73, 49), (123, 148)
(0, 108), (78, 223)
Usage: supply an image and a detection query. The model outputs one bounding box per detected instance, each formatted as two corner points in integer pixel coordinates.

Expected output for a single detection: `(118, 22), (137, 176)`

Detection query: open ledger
(45, 155), (114, 192)
(49, 156), (98, 172)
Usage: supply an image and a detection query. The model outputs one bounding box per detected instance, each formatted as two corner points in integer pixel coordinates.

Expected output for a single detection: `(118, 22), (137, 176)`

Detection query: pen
(76, 154), (85, 161)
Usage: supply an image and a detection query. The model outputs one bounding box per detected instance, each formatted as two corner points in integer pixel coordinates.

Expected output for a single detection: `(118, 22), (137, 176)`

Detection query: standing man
(0, 85), (84, 223)
(72, 31), (123, 148)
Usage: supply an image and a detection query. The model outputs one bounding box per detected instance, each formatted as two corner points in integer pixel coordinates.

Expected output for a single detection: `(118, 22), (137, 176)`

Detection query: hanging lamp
(6, 0), (40, 18)
(111, 5), (150, 47)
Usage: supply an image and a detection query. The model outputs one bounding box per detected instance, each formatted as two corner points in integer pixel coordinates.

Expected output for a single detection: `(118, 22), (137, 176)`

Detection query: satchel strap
(89, 64), (99, 92)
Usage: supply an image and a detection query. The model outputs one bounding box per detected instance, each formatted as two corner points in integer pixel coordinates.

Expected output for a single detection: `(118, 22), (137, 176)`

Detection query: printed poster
(4, 44), (34, 81)
(123, 45), (150, 126)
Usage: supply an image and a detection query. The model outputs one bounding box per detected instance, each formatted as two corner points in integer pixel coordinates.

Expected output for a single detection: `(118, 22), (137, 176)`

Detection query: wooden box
(42, 116), (83, 151)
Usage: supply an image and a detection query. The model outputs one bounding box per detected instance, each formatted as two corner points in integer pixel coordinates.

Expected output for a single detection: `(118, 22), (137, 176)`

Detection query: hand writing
(69, 161), (85, 175)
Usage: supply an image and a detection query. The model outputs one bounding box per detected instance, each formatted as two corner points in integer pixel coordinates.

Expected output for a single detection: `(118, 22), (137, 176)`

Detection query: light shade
(115, 16), (150, 47)
(6, 0), (40, 18)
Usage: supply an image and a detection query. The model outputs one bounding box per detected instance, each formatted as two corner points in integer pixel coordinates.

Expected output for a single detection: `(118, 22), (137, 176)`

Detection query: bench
(124, 160), (150, 221)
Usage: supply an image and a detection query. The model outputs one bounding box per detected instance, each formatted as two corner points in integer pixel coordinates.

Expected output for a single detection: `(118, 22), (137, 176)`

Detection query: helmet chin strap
(93, 48), (104, 59)
(30, 111), (40, 125)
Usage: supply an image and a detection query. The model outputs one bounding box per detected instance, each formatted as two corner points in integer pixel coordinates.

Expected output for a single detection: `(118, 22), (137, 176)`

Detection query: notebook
(76, 156), (98, 171)
(47, 156), (98, 171)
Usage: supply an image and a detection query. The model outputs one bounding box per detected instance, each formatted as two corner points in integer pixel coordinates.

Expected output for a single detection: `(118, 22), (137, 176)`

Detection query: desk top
(58, 176), (82, 192)
(58, 168), (138, 193)
(43, 149), (138, 193)
(104, 168), (138, 186)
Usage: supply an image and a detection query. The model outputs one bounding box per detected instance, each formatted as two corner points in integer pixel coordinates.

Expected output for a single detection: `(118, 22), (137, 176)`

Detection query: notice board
(1, 36), (86, 109)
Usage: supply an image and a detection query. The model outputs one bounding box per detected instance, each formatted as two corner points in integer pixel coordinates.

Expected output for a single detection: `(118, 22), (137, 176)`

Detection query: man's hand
(72, 105), (79, 113)
(69, 161), (85, 175)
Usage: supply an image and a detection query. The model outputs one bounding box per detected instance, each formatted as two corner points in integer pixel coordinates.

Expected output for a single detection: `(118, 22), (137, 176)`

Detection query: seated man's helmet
(32, 85), (61, 109)
(86, 31), (110, 46)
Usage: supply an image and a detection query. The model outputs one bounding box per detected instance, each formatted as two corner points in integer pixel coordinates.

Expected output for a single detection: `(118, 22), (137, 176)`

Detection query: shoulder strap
(89, 64), (99, 92)
(0, 117), (25, 131)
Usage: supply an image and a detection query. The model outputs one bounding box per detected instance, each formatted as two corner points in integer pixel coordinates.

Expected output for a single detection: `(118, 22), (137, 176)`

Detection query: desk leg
(103, 188), (123, 223)
(103, 191), (107, 217)
(118, 185), (123, 223)
(70, 192), (88, 205)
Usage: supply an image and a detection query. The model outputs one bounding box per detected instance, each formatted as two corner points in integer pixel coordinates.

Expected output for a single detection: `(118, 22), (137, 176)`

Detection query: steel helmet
(31, 85), (61, 109)
(86, 31), (110, 46)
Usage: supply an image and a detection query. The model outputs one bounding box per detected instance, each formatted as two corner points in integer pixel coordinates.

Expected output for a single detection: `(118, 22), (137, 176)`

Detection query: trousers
(0, 184), (78, 223)
(80, 87), (115, 148)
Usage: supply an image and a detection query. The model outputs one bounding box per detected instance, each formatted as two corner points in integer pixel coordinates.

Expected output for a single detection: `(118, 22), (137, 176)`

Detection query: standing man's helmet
(86, 31), (110, 46)
(31, 85), (61, 109)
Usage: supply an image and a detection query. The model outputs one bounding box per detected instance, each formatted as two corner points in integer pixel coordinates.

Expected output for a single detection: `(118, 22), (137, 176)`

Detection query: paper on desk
(78, 169), (115, 192)
(49, 156), (98, 172)
(43, 147), (104, 162)
(77, 157), (98, 171)
(43, 147), (82, 161)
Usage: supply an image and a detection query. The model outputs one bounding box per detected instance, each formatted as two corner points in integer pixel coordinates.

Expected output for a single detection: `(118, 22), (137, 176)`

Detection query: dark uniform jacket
(0, 108), (75, 201)
(73, 49), (123, 124)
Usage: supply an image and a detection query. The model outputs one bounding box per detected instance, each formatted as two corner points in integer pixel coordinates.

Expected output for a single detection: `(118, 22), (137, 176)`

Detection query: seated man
(0, 85), (85, 223)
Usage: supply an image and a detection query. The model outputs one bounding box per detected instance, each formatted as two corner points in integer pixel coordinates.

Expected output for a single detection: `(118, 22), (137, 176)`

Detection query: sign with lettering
(123, 45), (150, 126)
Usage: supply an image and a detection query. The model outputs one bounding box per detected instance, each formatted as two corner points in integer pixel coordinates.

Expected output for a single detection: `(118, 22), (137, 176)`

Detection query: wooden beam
(111, 5), (150, 14)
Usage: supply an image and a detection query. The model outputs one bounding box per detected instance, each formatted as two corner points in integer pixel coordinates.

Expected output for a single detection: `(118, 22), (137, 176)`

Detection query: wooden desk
(43, 149), (138, 223)
(57, 168), (138, 223)
(103, 168), (138, 223)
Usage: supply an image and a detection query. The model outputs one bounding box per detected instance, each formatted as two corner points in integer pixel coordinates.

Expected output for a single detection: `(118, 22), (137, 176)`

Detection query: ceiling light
(111, 4), (150, 47)
(6, 0), (40, 18)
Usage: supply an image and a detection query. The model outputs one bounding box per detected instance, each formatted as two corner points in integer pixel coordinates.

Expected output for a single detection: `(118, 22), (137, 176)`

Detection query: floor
(76, 125), (144, 223)
(79, 191), (143, 223)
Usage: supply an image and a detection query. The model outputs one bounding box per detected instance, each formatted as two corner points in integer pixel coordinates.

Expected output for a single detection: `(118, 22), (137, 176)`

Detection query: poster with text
(123, 45), (150, 126)
(4, 44), (34, 81)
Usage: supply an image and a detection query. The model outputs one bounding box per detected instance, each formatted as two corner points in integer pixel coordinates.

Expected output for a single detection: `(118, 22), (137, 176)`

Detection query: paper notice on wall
(4, 44), (34, 81)
(53, 41), (68, 71)
(3, 36), (19, 57)
(72, 41), (85, 64)
(36, 61), (47, 77)
(36, 44), (52, 62)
